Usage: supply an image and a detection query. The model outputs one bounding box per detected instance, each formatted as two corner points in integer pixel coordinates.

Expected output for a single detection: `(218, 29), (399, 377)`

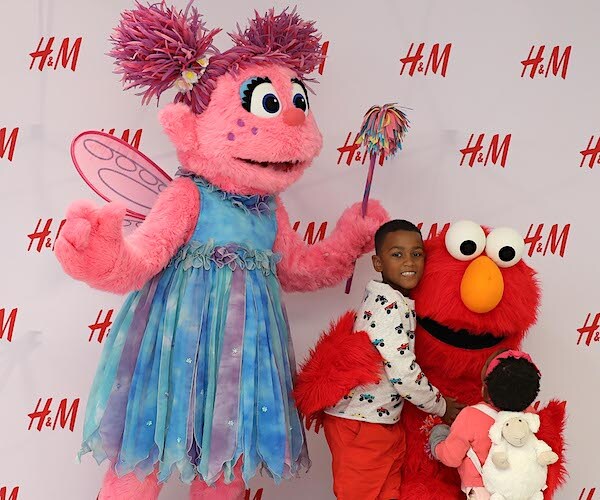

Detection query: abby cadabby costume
(54, 3), (388, 499)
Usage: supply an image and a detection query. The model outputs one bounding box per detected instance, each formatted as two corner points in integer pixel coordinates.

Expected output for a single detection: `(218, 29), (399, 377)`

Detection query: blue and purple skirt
(79, 240), (309, 485)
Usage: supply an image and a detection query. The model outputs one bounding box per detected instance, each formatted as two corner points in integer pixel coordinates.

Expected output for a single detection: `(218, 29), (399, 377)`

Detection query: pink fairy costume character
(54, 3), (388, 500)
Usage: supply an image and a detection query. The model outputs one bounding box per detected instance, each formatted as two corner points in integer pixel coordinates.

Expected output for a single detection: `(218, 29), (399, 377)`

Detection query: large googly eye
(240, 77), (281, 118)
(445, 221), (486, 261)
(291, 78), (309, 115)
(485, 227), (525, 268)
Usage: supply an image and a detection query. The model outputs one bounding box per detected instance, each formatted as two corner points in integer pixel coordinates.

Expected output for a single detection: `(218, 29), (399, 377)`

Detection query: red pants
(323, 414), (406, 500)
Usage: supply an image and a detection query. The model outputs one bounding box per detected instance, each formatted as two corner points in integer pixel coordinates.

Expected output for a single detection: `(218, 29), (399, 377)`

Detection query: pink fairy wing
(70, 131), (172, 220)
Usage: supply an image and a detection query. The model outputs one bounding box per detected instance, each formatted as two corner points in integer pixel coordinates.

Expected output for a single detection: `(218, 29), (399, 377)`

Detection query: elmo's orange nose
(460, 255), (504, 313)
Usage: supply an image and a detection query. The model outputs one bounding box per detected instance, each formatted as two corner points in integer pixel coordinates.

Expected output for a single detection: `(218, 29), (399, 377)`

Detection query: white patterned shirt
(325, 280), (447, 424)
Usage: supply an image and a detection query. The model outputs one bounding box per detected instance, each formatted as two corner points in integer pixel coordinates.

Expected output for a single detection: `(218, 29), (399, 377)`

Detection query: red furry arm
(294, 310), (383, 417)
(101, 177), (199, 293)
(274, 197), (386, 292)
(536, 400), (568, 499)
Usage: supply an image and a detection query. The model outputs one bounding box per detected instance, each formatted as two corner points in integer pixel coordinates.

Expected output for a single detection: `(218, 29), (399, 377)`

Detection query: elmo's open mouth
(235, 158), (303, 173)
(418, 317), (504, 350)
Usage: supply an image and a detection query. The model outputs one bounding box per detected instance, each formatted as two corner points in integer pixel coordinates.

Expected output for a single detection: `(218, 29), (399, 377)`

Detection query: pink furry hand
(55, 200), (126, 285)
(337, 200), (389, 254)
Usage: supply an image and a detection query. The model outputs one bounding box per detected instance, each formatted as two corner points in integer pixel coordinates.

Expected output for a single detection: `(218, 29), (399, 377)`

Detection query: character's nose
(460, 255), (504, 313)
(283, 108), (306, 126)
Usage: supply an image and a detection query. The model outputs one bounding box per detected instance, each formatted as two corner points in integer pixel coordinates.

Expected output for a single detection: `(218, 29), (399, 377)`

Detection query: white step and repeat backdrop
(1, 1), (598, 498)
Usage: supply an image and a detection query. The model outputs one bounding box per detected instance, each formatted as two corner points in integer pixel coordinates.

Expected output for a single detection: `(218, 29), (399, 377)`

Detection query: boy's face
(372, 230), (425, 295)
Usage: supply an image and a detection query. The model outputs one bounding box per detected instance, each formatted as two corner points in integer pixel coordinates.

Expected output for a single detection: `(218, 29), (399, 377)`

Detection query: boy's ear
(372, 254), (383, 272)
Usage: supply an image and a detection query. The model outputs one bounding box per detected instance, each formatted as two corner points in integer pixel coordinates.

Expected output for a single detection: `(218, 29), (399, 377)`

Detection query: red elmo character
(294, 221), (567, 499)
(399, 221), (566, 499)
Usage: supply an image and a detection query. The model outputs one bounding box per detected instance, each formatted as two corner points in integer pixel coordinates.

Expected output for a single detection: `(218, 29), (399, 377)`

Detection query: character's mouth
(418, 316), (504, 350)
(235, 158), (303, 173)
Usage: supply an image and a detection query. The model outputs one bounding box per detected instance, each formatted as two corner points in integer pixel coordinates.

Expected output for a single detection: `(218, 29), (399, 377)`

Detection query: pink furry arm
(120, 177), (199, 289)
(55, 177), (199, 294)
(274, 197), (388, 292)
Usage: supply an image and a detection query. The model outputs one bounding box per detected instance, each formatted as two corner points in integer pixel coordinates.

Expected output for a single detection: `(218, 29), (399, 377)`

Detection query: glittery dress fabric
(78, 176), (309, 485)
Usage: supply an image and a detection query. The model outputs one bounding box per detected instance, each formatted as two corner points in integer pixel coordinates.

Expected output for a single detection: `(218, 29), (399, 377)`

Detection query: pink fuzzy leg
(189, 461), (245, 500)
(98, 468), (163, 500)
(274, 197), (388, 292)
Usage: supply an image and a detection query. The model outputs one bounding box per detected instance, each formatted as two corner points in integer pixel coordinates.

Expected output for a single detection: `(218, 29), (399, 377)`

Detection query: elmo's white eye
(485, 227), (524, 268)
(445, 221), (486, 261)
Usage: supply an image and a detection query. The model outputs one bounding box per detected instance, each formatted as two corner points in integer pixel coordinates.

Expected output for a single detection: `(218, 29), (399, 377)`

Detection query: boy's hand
(442, 396), (465, 425)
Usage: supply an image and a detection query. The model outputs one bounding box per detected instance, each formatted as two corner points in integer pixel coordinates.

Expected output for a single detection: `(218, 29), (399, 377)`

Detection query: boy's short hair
(485, 357), (541, 412)
(374, 220), (422, 254)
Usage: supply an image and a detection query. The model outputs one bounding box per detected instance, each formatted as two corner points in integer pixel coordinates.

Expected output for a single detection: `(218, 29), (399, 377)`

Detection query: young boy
(323, 219), (463, 500)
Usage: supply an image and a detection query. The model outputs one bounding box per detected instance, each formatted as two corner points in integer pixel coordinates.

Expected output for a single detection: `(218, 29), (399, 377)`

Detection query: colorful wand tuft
(345, 104), (410, 294)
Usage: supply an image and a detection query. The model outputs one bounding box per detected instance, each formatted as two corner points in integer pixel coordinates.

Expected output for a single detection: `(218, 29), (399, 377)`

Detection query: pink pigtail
(109, 0), (221, 113)
(229, 7), (323, 78)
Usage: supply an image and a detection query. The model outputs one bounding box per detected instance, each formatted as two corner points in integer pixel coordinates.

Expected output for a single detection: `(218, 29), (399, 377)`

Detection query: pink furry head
(110, 1), (324, 114)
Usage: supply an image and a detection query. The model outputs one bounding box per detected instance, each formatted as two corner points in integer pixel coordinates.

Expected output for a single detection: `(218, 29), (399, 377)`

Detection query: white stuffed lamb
(482, 411), (559, 500)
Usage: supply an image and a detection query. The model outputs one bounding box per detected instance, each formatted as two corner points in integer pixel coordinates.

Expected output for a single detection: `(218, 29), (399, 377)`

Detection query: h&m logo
(521, 45), (571, 79)
(28, 398), (80, 432)
(400, 43), (452, 77)
(524, 224), (570, 258)
(29, 36), (82, 71)
(460, 134), (512, 168)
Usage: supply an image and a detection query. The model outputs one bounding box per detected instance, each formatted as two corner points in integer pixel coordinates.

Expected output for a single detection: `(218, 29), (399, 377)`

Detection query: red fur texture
(275, 199), (388, 292)
(55, 177), (199, 294)
(536, 400), (568, 498)
(293, 311), (382, 418)
(99, 468), (162, 500)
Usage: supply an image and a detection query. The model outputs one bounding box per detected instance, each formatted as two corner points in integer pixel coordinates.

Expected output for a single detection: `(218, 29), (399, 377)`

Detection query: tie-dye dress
(78, 175), (309, 485)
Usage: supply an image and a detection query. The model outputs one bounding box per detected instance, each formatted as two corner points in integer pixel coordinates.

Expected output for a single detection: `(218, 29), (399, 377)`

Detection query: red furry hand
(55, 200), (126, 284)
(337, 200), (389, 254)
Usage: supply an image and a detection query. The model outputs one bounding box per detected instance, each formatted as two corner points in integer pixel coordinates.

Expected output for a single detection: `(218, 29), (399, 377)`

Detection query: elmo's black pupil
(460, 240), (477, 256)
(499, 246), (516, 262)
(263, 94), (279, 113)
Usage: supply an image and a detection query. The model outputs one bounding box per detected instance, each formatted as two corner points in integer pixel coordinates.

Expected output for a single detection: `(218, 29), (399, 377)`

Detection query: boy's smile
(372, 229), (425, 296)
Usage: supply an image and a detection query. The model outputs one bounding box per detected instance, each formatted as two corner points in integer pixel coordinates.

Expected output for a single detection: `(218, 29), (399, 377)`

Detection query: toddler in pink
(429, 350), (541, 500)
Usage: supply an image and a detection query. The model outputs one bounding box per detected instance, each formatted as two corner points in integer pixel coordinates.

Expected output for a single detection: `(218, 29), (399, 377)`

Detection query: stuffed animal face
(501, 417), (533, 447)
(489, 411), (541, 447)
(160, 63), (323, 195)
